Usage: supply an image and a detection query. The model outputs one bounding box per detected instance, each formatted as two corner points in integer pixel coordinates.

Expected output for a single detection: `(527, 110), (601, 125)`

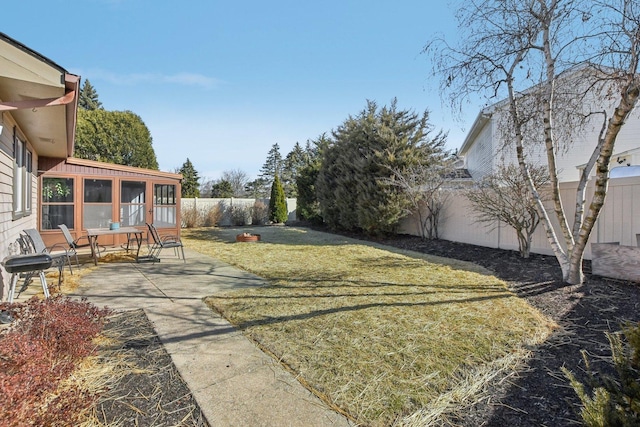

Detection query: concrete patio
(66, 248), (351, 427)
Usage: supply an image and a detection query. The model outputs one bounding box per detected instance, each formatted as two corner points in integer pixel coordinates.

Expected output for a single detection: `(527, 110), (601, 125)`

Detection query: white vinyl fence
(181, 197), (297, 226)
(399, 176), (640, 260)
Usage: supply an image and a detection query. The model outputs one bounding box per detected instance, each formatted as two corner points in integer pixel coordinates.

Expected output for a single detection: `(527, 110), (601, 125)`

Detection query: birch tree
(426, 0), (640, 284)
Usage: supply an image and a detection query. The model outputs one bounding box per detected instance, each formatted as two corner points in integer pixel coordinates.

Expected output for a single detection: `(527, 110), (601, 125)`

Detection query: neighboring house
(0, 33), (183, 300)
(457, 68), (640, 182)
(0, 32), (79, 299)
(401, 68), (640, 257)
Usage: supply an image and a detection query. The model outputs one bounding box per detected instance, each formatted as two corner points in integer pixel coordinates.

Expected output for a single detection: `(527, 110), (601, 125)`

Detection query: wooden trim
(64, 157), (182, 180)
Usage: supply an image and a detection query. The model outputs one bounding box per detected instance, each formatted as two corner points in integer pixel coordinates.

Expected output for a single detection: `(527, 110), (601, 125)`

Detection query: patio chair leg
(7, 274), (18, 303)
(39, 271), (50, 299)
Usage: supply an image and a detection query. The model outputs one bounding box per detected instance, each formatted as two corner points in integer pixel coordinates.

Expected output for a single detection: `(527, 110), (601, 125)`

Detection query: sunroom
(38, 156), (182, 249)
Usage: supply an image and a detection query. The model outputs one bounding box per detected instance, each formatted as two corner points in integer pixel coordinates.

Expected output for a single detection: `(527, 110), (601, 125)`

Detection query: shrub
(563, 322), (640, 426)
(251, 200), (269, 225)
(230, 204), (250, 226)
(269, 176), (288, 223)
(182, 203), (200, 228)
(0, 296), (111, 426)
(203, 203), (224, 227)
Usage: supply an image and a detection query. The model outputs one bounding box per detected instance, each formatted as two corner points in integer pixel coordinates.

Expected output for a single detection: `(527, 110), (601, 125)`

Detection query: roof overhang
(0, 32), (79, 158)
(458, 109), (492, 155)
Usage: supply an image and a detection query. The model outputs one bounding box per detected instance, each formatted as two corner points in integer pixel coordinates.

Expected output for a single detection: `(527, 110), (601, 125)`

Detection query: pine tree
(259, 143), (282, 185)
(179, 158), (200, 198)
(281, 142), (306, 197)
(79, 79), (103, 110)
(268, 175), (288, 223)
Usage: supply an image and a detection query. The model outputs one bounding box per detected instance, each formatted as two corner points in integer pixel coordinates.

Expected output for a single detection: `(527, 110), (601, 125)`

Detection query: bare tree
(220, 169), (249, 197)
(426, 0), (640, 284)
(465, 164), (551, 258)
(384, 164), (452, 240)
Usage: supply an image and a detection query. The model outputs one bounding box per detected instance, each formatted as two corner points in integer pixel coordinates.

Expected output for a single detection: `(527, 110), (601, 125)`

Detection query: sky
(3, 1), (476, 181)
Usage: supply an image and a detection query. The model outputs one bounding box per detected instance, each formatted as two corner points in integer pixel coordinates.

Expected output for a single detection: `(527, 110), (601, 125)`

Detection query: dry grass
(184, 227), (557, 426)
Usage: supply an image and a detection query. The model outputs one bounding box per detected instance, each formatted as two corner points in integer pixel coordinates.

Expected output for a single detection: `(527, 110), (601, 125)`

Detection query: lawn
(183, 227), (556, 426)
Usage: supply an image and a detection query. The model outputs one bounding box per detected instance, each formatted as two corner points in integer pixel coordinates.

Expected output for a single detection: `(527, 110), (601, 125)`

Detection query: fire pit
(236, 233), (261, 242)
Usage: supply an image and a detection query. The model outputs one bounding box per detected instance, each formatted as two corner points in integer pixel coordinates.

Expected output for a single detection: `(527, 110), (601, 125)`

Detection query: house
(401, 67), (640, 257)
(0, 33), (182, 300)
(0, 32), (79, 298)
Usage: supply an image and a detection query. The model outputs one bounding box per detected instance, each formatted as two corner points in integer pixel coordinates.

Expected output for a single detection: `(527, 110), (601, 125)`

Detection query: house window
(153, 184), (177, 227)
(13, 135), (33, 219)
(83, 179), (113, 228)
(121, 181), (146, 226)
(41, 177), (74, 229)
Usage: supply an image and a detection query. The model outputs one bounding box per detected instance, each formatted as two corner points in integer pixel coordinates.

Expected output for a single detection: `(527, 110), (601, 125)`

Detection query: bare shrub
(202, 203), (224, 227)
(181, 203), (200, 228)
(230, 205), (250, 226)
(251, 200), (269, 225)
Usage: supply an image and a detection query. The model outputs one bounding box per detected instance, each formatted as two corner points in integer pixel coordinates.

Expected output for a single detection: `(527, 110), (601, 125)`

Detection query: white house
(401, 67), (640, 257)
(0, 33), (80, 299)
(457, 68), (640, 182)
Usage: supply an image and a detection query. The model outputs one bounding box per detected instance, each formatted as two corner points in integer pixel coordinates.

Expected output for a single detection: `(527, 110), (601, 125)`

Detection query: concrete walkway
(70, 248), (352, 427)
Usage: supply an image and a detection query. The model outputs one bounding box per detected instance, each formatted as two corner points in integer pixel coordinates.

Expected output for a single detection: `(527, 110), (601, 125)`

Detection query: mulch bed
(100, 232), (640, 426)
(95, 309), (209, 426)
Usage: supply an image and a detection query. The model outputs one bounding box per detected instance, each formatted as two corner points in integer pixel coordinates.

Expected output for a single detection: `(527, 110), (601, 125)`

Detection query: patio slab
(70, 248), (351, 427)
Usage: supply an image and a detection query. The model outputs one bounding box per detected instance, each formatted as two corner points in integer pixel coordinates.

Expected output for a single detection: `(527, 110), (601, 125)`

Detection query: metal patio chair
(23, 228), (73, 278)
(144, 223), (186, 263)
(58, 224), (92, 270)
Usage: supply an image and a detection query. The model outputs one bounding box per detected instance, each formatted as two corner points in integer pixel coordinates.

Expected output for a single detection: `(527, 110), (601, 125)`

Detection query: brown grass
(184, 227), (557, 426)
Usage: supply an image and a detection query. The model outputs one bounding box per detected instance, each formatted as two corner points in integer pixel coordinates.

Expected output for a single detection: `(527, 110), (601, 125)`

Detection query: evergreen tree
(316, 99), (447, 235)
(296, 134), (330, 223)
(268, 175), (288, 223)
(79, 79), (103, 110)
(75, 109), (159, 169)
(281, 142), (307, 197)
(259, 143), (282, 185)
(245, 178), (269, 198)
(179, 158), (200, 198)
(210, 180), (234, 198)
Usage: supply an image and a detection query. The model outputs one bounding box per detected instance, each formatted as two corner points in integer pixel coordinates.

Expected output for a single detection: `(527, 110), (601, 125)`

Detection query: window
(13, 135), (33, 219)
(41, 177), (74, 229)
(83, 179), (113, 228)
(153, 184), (177, 227)
(121, 181), (146, 226)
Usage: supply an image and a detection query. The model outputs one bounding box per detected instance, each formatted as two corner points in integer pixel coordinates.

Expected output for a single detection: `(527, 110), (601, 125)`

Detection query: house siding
(464, 119), (494, 180)
(0, 114), (39, 300)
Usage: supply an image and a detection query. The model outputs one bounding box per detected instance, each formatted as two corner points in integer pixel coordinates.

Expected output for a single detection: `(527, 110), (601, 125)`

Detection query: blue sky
(4, 1), (475, 181)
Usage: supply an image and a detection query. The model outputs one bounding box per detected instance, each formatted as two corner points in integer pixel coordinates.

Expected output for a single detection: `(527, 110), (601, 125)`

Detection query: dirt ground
(98, 232), (640, 426)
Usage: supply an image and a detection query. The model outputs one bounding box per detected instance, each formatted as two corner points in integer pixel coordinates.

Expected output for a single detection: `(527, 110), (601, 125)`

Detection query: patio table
(86, 227), (144, 265)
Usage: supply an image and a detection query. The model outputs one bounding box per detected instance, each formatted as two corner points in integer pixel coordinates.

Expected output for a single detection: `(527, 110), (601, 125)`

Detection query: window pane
(153, 206), (176, 227)
(42, 178), (74, 203)
(121, 205), (146, 226)
(42, 205), (74, 230)
(25, 150), (32, 211)
(84, 179), (112, 203)
(121, 181), (145, 203)
(154, 184), (176, 205)
(13, 139), (24, 213)
(83, 204), (114, 229)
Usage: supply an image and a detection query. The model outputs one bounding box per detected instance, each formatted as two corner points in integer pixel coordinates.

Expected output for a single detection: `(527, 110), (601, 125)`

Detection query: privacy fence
(399, 176), (640, 260)
(181, 197), (297, 227)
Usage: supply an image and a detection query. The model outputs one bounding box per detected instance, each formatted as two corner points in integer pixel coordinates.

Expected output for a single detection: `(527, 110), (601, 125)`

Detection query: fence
(399, 176), (640, 260)
(181, 197), (297, 226)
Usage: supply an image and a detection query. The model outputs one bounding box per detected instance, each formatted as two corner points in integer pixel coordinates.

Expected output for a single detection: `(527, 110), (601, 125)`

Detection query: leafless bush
(251, 201), (269, 225)
(202, 203), (224, 227)
(181, 204), (200, 228)
(229, 205), (251, 226)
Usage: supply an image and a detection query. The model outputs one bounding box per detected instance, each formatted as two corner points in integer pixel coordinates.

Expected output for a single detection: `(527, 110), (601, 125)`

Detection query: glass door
(152, 183), (177, 228)
(121, 181), (146, 226)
